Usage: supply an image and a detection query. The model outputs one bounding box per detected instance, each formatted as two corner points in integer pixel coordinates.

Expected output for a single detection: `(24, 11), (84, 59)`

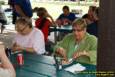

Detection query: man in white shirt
(12, 17), (45, 54)
(0, 42), (16, 77)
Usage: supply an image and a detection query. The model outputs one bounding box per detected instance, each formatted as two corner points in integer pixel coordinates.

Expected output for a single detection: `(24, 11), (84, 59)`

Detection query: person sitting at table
(56, 5), (76, 26)
(35, 7), (53, 43)
(12, 17), (45, 54)
(33, 7), (39, 13)
(82, 6), (98, 37)
(0, 42), (16, 77)
(35, 7), (55, 55)
(54, 18), (97, 65)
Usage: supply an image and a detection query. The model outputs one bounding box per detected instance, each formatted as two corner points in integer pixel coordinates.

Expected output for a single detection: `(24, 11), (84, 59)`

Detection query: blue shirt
(87, 21), (98, 37)
(58, 13), (76, 22)
(13, 0), (33, 17)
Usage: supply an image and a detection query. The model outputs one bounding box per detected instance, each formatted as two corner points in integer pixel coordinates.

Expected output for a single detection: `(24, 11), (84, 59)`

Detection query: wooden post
(97, 0), (115, 75)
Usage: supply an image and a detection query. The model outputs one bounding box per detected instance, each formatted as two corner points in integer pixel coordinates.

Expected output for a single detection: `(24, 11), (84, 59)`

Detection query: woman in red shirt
(35, 7), (53, 43)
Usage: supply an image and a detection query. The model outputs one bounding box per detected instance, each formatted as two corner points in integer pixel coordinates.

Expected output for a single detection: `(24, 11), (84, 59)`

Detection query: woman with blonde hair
(54, 18), (97, 65)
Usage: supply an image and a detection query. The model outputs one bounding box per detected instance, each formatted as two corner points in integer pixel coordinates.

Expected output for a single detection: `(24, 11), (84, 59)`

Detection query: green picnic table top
(10, 52), (96, 77)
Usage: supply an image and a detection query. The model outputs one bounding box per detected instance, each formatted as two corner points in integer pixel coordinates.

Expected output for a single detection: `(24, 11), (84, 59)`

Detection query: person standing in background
(0, 5), (7, 33)
(8, 0), (17, 24)
(8, 0), (33, 24)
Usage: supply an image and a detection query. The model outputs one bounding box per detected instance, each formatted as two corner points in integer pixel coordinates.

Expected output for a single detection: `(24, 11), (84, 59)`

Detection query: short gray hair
(15, 17), (32, 28)
(72, 18), (87, 29)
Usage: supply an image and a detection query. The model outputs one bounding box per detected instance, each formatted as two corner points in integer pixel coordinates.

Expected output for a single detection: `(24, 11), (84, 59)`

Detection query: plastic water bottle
(59, 60), (62, 70)
(56, 57), (62, 70)
(54, 55), (62, 71)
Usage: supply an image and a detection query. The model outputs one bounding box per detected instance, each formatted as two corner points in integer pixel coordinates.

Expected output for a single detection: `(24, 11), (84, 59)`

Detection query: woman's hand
(72, 50), (89, 59)
(61, 59), (69, 65)
(56, 47), (67, 61)
(12, 43), (23, 51)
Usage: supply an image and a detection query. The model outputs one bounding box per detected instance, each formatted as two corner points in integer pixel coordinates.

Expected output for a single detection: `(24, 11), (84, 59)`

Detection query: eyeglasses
(16, 26), (28, 33)
(72, 28), (84, 32)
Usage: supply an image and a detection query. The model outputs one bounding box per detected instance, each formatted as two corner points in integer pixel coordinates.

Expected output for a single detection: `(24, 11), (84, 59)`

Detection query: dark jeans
(0, 19), (7, 25)
(12, 11), (17, 24)
(0, 19), (7, 31)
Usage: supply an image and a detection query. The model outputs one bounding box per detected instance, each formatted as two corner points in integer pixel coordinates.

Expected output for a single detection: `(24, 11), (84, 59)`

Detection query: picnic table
(10, 52), (96, 77)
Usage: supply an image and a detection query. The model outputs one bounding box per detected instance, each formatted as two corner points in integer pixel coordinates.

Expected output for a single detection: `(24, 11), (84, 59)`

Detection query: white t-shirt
(0, 68), (13, 77)
(13, 28), (45, 54)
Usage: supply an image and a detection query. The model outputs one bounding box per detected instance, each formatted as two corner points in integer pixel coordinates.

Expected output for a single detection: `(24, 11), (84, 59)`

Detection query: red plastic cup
(17, 53), (24, 66)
